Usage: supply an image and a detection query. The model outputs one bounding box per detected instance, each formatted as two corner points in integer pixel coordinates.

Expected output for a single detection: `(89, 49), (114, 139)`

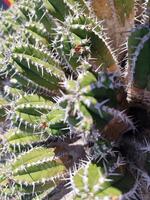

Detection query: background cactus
(0, 0), (150, 199)
(91, 0), (135, 60)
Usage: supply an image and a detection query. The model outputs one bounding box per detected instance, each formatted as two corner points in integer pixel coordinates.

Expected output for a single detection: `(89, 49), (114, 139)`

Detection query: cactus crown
(0, 0), (150, 199)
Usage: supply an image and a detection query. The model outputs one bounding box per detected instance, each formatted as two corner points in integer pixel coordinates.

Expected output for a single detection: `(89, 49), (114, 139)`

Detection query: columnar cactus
(126, 0), (150, 106)
(0, 0), (150, 199)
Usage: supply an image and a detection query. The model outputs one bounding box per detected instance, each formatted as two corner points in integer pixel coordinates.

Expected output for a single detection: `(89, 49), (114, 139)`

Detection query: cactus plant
(0, 0), (150, 199)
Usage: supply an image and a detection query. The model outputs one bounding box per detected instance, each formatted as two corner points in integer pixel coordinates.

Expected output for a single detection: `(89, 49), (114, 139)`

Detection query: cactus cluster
(0, 0), (150, 199)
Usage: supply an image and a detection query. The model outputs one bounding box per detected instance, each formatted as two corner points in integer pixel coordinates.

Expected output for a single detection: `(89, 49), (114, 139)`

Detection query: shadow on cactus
(0, 0), (150, 199)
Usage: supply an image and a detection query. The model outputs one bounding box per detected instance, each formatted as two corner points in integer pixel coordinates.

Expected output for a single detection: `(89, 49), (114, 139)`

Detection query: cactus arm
(0, 147), (66, 196)
(43, 0), (89, 22)
(134, 32), (150, 89)
(126, 26), (150, 106)
(70, 162), (135, 199)
(128, 27), (150, 89)
(5, 129), (47, 148)
(69, 17), (119, 72)
(43, 0), (72, 21)
(11, 48), (64, 89)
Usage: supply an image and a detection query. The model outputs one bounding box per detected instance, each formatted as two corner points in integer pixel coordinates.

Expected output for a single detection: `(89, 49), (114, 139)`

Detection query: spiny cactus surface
(0, 0), (150, 199)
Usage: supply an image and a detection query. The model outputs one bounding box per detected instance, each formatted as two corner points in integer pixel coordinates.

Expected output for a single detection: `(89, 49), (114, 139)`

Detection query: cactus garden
(0, 0), (150, 199)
